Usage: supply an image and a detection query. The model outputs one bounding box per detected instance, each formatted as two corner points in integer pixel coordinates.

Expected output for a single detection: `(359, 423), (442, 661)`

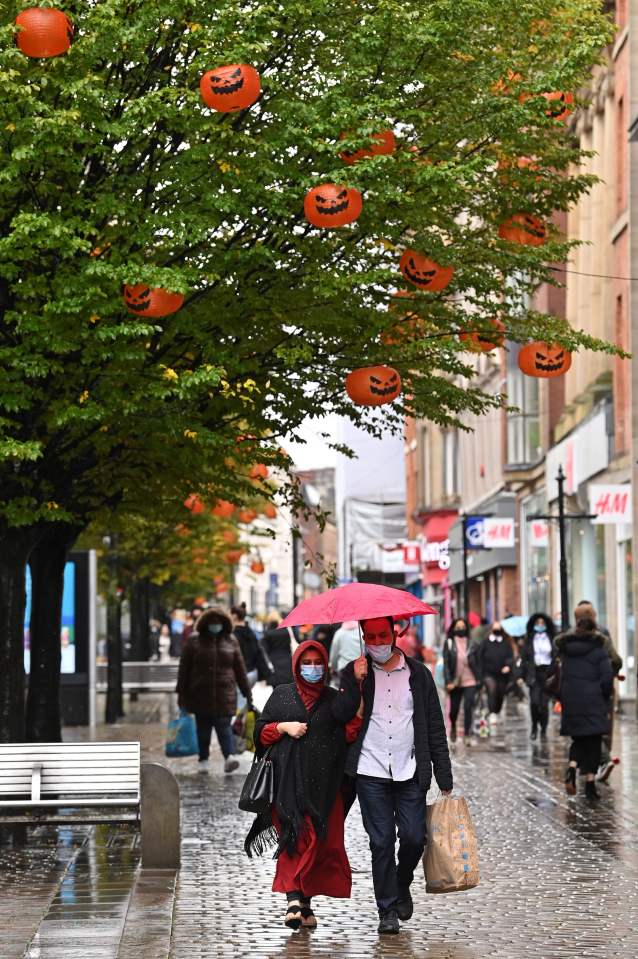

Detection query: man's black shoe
(378, 909), (400, 935)
(396, 889), (413, 921)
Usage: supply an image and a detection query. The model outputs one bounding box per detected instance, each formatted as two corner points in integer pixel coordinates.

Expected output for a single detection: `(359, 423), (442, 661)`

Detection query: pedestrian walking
(244, 640), (361, 930)
(176, 607), (252, 773)
(554, 612), (613, 800)
(442, 618), (479, 745)
(328, 620), (361, 682)
(261, 614), (295, 688)
(521, 613), (555, 741)
(338, 616), (453, 935)
(470, 621), (514, 727)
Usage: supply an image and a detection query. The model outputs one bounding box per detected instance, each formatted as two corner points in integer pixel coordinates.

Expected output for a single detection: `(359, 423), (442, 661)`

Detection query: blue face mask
(208, 623), (224, 635)
(534, 624), (546, 633)
(300, 664), (324, 683)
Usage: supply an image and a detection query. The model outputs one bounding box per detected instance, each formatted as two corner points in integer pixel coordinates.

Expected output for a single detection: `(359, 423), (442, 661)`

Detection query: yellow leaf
(184, 429), (198, 440)
(163, 367), (179, 382)
(5, 123), (15, 132)
(89, 314), (99, 324)
(79, 390), (89, 404)
(46, 501), (59, 510)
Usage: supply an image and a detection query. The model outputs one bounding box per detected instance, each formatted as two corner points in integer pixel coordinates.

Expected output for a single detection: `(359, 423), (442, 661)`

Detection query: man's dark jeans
(356, 774), (427, 912)
(194, 714), (234, 760)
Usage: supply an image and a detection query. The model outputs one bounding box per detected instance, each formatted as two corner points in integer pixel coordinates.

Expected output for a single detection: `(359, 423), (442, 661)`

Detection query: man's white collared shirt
(357, 651), (416, 781)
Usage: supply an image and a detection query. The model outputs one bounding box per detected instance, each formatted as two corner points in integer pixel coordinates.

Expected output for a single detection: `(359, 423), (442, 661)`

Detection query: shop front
(413, 510), (458, 645)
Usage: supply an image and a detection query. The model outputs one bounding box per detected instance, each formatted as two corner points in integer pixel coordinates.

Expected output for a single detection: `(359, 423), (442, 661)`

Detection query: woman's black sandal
(284, 901), (303, 930)
(300, 905), (317, 929)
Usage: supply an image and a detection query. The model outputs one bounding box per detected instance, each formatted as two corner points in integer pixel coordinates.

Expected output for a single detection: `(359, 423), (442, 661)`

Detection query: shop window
(506, 343), (541, 466)
(442, 431), (459, 498)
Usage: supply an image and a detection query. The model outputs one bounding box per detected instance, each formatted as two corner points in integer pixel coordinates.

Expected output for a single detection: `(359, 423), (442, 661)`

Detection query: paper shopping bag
(424, 795), (480, 894)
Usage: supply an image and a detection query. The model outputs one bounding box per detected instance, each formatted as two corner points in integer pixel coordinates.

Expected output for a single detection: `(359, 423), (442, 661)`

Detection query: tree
(0, 0), (616, 739)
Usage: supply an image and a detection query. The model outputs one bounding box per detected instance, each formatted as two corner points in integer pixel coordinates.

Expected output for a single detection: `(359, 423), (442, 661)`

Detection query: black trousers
(569, 735), (602, 775)
(356, 775), (427, 913)
(449, 685), (478, 736)
(484, 674), (508, 715)
(529, 665), (550, 732)
(194, 714), (234, 760)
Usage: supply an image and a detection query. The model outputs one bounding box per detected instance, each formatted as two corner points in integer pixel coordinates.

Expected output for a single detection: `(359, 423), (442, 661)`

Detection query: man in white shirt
(338, 616), (453, 935)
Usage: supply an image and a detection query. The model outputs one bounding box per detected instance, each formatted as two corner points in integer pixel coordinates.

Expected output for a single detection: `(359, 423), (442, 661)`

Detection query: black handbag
(545, 657), (562, 698)
(238, 746), (274, 815)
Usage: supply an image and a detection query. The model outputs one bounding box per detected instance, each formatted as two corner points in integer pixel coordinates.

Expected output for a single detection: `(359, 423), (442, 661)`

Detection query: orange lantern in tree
(184, 494), (204, 515)
(224, 549), (244, 564)
(340, 130), (396, 165)
(212, 499), (235, 518)
(222, 530), (238, 545)
(250, 560), (265, 575)
(123, 284), (184, 318)
(304, 185), (362, 228)
(16, 8), (73, 58)
(249, 463), (269, 480)
(518, 342), (572, 378)
(262, 504), (277, 520)
(498, 214), (546, 247)
(459, 319), (506, 353)
(215, 581), (229, 593)
(541, 91), (574, 122)
(346, 366), (402, 406)
(200, 64), (261, 112)
(238, 509), (257, 524)
(399, 251), (454, 292)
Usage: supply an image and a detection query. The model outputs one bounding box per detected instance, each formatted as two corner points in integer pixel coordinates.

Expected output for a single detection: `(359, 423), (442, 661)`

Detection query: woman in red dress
(244, 639), (362, 929)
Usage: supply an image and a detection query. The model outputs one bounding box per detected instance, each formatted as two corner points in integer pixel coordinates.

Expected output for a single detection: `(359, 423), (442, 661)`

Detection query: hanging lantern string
(550, 266), (638, 282)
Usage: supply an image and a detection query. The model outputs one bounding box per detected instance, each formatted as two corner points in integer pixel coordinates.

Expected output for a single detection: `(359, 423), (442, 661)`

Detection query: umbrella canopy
(501, 615), (528, 638)
(280, 583), (437, 628)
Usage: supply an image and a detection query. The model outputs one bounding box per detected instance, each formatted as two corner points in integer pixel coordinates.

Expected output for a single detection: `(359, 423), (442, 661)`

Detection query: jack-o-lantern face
(184, 494), (204, 515)
(304, 184), (363, 228)
(238, 509), (257, 524)
(498, 214), (546, 247)
(542, 91), (574, 122)
(224, 549), (244, 565)
(16, 8), (73, 58)
(345, 366), (402, 406)
(250, 560), (265, 575)
(518, 342), (572, 378)
(262, 504), (277, 520)
(200, 64), (261, 112)
(212, 499), (235, 519)
(459, 319), (505, 353)
(340, 130), (396, 166)
(399, 250), (454, 292)
(123, 284), (184, 318)
(249, 463), (269, 480)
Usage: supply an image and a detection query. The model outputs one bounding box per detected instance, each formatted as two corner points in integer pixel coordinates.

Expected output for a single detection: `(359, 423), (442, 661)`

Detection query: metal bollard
(140, 762), (180, 869)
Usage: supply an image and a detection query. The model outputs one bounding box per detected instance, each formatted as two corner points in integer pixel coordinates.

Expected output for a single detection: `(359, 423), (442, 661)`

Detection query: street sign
(483, 517), (515, 548)
(464, 516), (486, 548)
(529, 519), (549, 548)
(588, 484), (632, 524)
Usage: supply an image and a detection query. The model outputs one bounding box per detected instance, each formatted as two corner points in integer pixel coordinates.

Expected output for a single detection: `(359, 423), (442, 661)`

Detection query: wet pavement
(2, 690), (638, 958)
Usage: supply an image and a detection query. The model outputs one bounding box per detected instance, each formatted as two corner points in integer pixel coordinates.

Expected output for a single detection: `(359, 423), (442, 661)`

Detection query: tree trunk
(25, 523), (82, 742)
(129, 579), (151, 661)
(0, 526), (40, 742)
(105, 591), (124, 723)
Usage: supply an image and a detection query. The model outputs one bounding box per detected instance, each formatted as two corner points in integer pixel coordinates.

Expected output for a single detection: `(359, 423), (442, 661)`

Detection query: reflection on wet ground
(1, 692), (638, 957)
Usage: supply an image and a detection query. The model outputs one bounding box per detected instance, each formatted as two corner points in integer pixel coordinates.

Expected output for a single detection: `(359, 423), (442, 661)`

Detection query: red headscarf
(292, 639), (329, 712)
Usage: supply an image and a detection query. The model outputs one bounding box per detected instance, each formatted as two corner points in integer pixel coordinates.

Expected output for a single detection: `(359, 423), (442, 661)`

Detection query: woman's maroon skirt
(272, 793), (351, 898)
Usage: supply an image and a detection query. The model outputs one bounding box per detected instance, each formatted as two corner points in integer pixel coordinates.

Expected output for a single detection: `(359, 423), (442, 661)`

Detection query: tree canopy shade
(0, 0), (617, 738)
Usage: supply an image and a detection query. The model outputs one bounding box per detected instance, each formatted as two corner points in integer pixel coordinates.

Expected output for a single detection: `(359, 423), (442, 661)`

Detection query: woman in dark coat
(243, 639), (361, 930)
(442, 617), (479, 744)
(176, 607), (251, 773)
(261, 617), (294, 687)
(521, 612), (555, 741)
(469, 621), (514, 724)
(554, 616), (613, 799)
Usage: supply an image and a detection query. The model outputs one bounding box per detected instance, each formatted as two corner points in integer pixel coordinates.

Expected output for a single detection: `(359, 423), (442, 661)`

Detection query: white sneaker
(224, 756), (239, 773)
(198, 759), (210, 772)
(488, 713), (498, 726)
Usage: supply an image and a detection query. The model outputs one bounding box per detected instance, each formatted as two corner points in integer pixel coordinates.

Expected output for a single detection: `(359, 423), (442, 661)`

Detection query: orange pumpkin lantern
(222, 530), (238, 545)
(340, 130), (396, 165)
(249, 463), (269, 480)
(215, 580), (229, 593)
(200, 64), (261, 112)
(518, 342), (572, 378)
(238, 509), (257, 524)
(123, 284), (184, 318)
(262, 504), (277, 520)
(346, 366), (402, 406)
(16, 8), (73, 58)
(498, 214), (546, 247)
(399, 251), (454, 292)
(304, 184), (362, 228)
(224, 549), (244, 564)
(459, 319), (505, 353)
(542, 91), (573, 122)
(212, 499), (235, 519)
(184, 494), (204, 515)
(250, 560), (265, 575)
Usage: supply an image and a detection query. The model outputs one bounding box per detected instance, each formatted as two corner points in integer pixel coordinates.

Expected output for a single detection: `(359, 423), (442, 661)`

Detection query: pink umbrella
(280, 583), (437, 627)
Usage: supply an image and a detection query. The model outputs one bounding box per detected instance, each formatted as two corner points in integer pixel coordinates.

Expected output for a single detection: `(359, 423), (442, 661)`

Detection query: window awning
(421, 511), (458, 543)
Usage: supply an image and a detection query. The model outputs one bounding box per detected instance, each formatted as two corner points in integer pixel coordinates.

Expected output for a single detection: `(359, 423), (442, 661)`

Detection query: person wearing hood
(176, 607), (252, 773)
(469, 621), (514, 726)
(261, 615), (295, 688)
(554, 613), (613, 800)
(338, 617), (453, 936)
(521, 613), (556, 741)
(244, 640), (362, 931)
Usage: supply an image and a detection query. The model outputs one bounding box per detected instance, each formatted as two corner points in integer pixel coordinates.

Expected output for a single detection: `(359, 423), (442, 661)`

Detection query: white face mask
(366, 643), (393, 664)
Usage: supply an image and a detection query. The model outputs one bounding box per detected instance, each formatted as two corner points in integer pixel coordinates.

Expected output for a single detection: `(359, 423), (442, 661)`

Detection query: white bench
(0, 742), (180, 869)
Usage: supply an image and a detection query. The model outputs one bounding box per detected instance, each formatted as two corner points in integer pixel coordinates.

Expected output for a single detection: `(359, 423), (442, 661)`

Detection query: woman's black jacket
(261, 627), (294, 687)
(470, 636), (513, 682)
(442, 635), (478, 686)
(234, 624), (272, 681)
(555, 628), (613, 737)
(336, 655), (453, 793)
